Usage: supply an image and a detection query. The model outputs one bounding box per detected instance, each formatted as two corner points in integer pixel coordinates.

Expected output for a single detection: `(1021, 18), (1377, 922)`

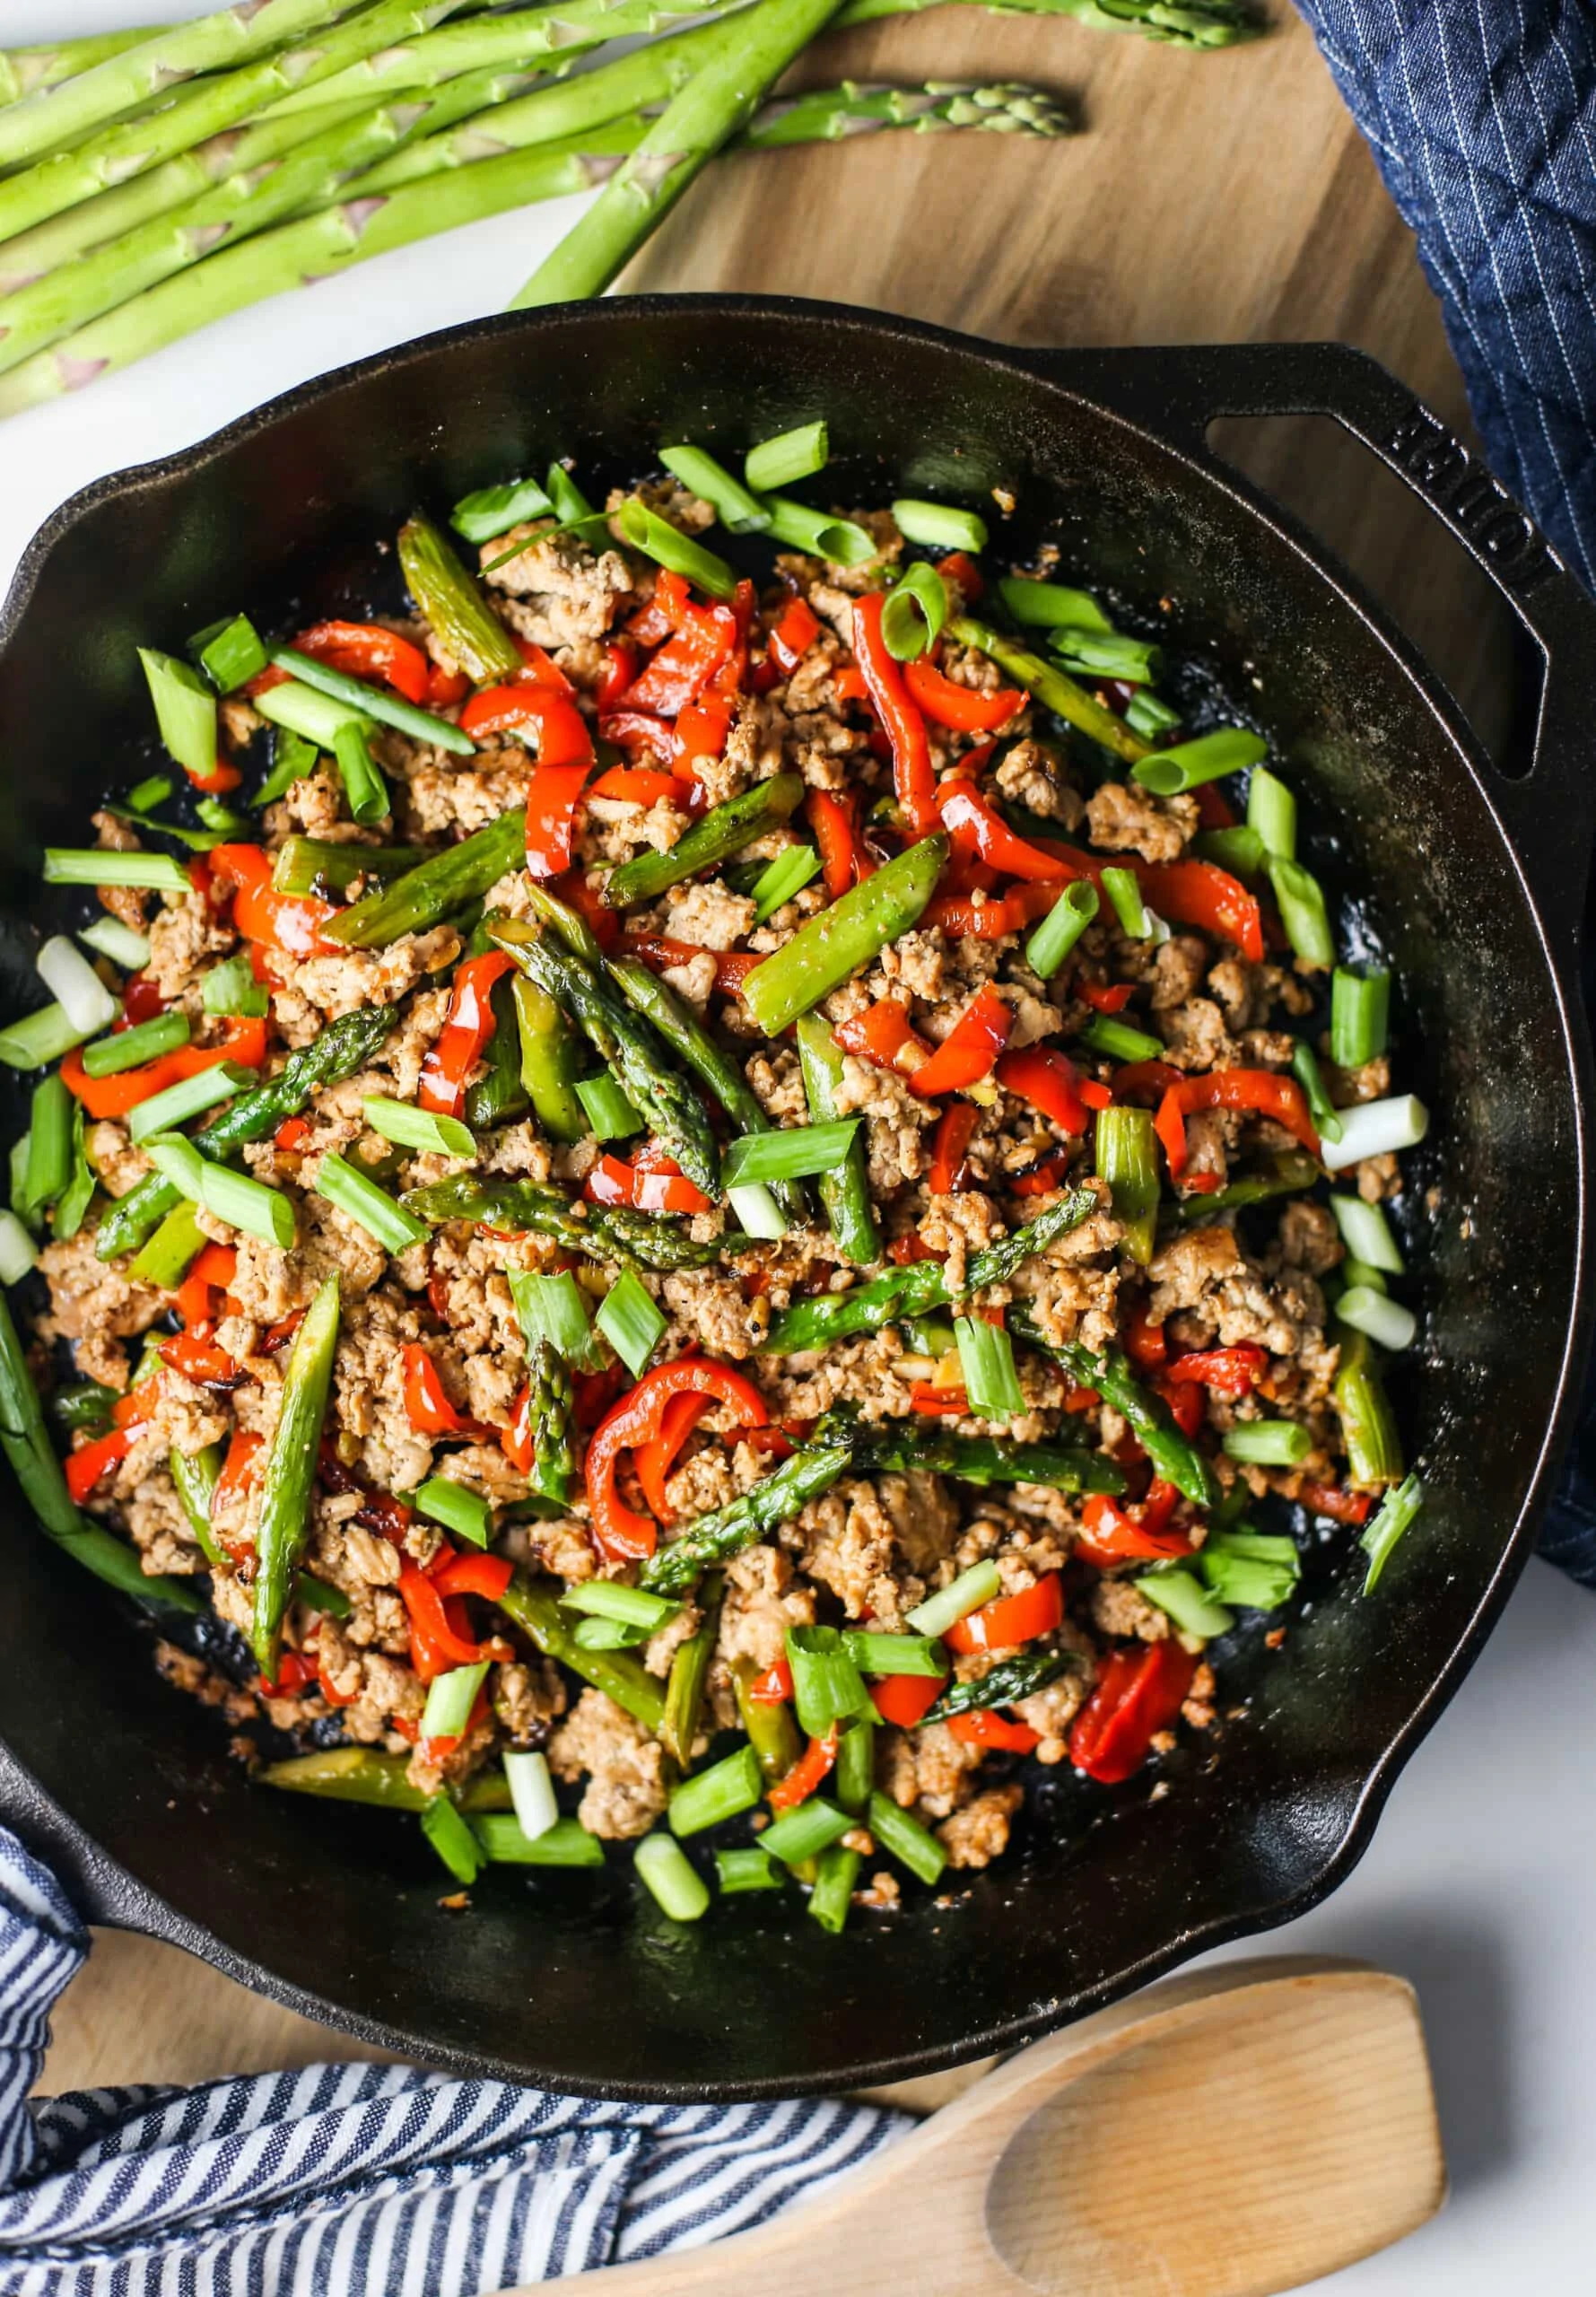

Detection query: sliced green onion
(808, 1842), (860, 1934)
(201, 953), (269, 1018)
(0, 1003), (87, 1070)
(614, 498), (737, 601)
(44, 848), (192, 894)
(1193, 825), (1266, 877)
(451, 474), (553, 544)
(194, 613), (267, 694)
(1100, 865), (1149, 939)
(997, 576), (1112, 631)
(891, 498), (989, 552)
(295, 1571), (350, 1618)
(1131, 728), (1268, 796)
(786, 1624), (872, 1739)
(1330, 965), (1391, 1069)
(1095, 1104), (1159, 1265)
(596, 1268), (666, 1377)
(721, 1119), (860, 1191)
(1269, 858), (1335, 968)
(905, 1559), (1001, 1638)
(253, 677), (371, 754)
(139, 1128), (214, 1197)
(203, 1159), (298, 1248)
(473, 1812), (604, 1866)
(22, 1076), (71, 1213)
(414, 1475), (493, 1549)
(761, 1795), (853, 1867)
(1125, 690), (1183, 740)
(668, 1743), (763, 1837)
(1290, 1042), (1344, 1145)
(571, 1616), (652, 1650)
(659, 443), (771, 535)
(0, 1210), (39, 1285)
(196, 797), (250, 836)
(1223, 1419), (1313, 1466)
(82, 1010), (190, 1077)
(361, 1096), (475, 1159)
(331, 721), (390, 827)
(750, 843), (822, 923)
(420, 1795), (482, 1886)
(1335, 1330), (1404, 1488)
(1199, 1527), (1300, 1610)
(127, 1061), (251, 1144)
(881, 560), (949, 662)
(1138, 1566), (1235, 1639)
(138, 646), (217, 782)
(544, 462), (610, 546)
(745, 421), (828, 493)
(1077, 1015), (1164, 1063)
(1246, 765), (1296, 860)
(1319, 1096), (1429, 1173)
(126, 773), (174, 815)
(842, 1630), (947, 1677)
(836, 1716), (875, 1813)
(574, 1072), (643, 1141)
(560, 1583), (678, 1629)
(1051, 629), (1163, 686)
(78, 916), (151, 970)
(128, 1201), (207, 1287)
(312, 1151), (427, 1253)
(509, 1267), (605, 1372)
(759, 495), (877, 567)
(503, 1747), (559, 1842)
(1337, 1286), (1417, 1351)
(271, 645), (472, 760)
(421, 1660), (490, 1743)
(254, 726), (319, 807)
(1330, 1193), (1403, 1272)
(716, 1845), (782, 1892)
(1360, 1471), (1426, 1593)
(8, 1134), (31, 1225)
(1026, 880), (1100, 978)
(37, 935), (119, 1036)
(728, 1183), (789, 1242)
(634, 1831), (710, 1919)
(867, 1791), (948, 1887)
(53, 1104), (95, 1244)
(1340, 1257), (1389, 1294)
(955, 1314), (1025, 1419)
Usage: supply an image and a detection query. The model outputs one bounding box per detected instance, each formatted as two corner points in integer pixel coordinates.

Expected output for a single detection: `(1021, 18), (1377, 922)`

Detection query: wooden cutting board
(38, 0), (1504, 2108)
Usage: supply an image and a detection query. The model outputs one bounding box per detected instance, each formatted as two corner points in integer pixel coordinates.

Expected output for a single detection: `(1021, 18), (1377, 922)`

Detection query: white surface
(4, 11), (1595, 2292)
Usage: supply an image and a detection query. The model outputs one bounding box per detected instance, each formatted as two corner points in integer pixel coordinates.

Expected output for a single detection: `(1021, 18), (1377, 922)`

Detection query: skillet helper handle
(1014, 339), (1596, 958)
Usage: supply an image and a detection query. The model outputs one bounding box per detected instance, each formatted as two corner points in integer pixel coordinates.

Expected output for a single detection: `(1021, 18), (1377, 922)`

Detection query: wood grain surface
(38, 0), (1508, 2112)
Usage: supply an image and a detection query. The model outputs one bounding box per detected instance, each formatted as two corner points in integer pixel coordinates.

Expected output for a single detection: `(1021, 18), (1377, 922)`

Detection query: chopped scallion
(1137, 1566), (1235, 1639)
(0, 1002), (88, 1070)
(126, 773), (174, 815)
(194, 613), (268, 694)
(836, 1716), (875, 1813)
(1337, 1286), (1417, 1352)
(758, 495), (876, 567)
(413, 1475), (493, 1549)
(421, 1660), (490, 1743)
(1269, 857), (1335, 967)
(22, 1076), (71, 1213)
(1329, 1192), (1403, 1273)
(881, 561), (950, 661)
(1330, 965), (1391, 1069)
(1222, 1419), (1313, 1466)
(721, 1118), (860, 1191)
(1077, 1015), (1164, 1063)
(128, 1201), (207, 1287)
(891, 498), (989, 553)
(273, 645), (473, 760)
(254, 726), (318, 808)
(1246, 765), (1296, 860)
(1319, 1095), (1429, 1172)
(1193, 824), (1266, 876)
(574, 1072), (642, 1141)
(1131, 728), (1268, 796)
(1100, 865), (1149, 939)
(614, 499), (737, 601)
(312, 1152), (426, 1253)
(744, 421), (828, 493)
(715, 1846), (782, 1893)
(1051, 629), (1163, 686)
(785, 1625), (871, 1739)
(560, 1582), (678, 1629)
(1360, 1471), (1426, 1593)
(138, 646), (217, 783)
(866, 1791), (948, 1887)
(1026, 879), (1100, 978)
(1290, 1042), (1344, 1145)
(544, 463), (610, 546)
(905, 1559), (1001, 1638)
(750, 843), (822, 923)
(37, 935), (119, 1036)
(509, 1268), (606, 1372)
(362, 1096), (475, 1159)
(808, 1841), (861, 1933)
(201, 954), (269, 1018)
(760, 1795), (852, 1867)
(997, 576), (1112, 631)
(472, 1812), (605, 1867)
(842, 1630), (947, 1677)
(634, 1831), (710, 1920)
(1095, 1104), (1159, 1264)
(332, 721), (391, 828)
(668, 1743), (763, 1836)
(955, 1314), (1025, 1419)
(44, 849), (192, 894)
(420, 1795), (482, 1886)
(77, 916), (151, 970)
(82, 1009), (190, 1077)
(0, 1209), (39, 1285)
(595, 1268), (666, 1376)
(503, 1748), (560, 1843)
(1199, 1527), (1301, 1611)
(1125, 690), (1184, 740)
(127, 1061), (251, 1143)
(659, 443), (771, 534)
(451, 474), (554, 544)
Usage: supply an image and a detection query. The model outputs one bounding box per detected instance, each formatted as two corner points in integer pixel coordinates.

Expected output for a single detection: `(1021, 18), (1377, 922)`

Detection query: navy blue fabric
(1293, 0), (1596, 1581)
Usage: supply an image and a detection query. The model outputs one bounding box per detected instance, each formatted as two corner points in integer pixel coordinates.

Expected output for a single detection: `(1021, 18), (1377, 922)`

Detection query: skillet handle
(1008, 339), (1596, 954)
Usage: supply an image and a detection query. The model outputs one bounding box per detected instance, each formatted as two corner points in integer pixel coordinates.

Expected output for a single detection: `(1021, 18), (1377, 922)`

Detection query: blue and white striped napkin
(0, 1824), (908, 2297)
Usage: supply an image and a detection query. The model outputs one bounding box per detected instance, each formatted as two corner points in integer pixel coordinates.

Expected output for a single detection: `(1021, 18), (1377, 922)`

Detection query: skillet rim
(0, 293), (1588, 2099)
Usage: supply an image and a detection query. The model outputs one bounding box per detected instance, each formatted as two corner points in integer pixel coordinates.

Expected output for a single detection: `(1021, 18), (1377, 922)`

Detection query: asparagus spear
(170, 1443), (225, 1568)
(949, 616), (1150, 767)
(640, 1432), (858, 1595)
(852, 1426), (1128, 1494)
(400, 1173), (724, 1270)
(489, 921), (720, 1198)
(794, 1014), (877, 1264)
(733, 1655), (803, 1786)
(923, 1649), (1072, 1723)
(496, 1573), (666, 1732)
(0, 1290), (201, 1613)
(323, 808), (527, 948)
(524, 1338), (576, 1505)
(1333, 1328), (1404, 1489)
(259, 1747), (514, 1812)
(509, 0), (851, 310)
(511, 974), (588, 1143)
(464, 973), (529, 1131)
(97, 1002), (400, 1262)
(836, 0), (1256, 39)
(1011, 1311), (1223, 1508)
(250, 1276), (341, 1676)
(397, 511), (521, 685)
(0, 31), (161, 108)
(660, 1571), (724, 1768)
(273, 839), (426, 895)
(741, 836), (947, 1035)
(1177, 1151), (1321, 1219)
(605, 776), (806, 910)
(0, 2), (475, 245)
(746, 79), (1073, 145)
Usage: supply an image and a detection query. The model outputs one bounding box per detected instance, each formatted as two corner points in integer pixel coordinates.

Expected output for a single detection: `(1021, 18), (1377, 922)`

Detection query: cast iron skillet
(0, 298), (1591, 2100)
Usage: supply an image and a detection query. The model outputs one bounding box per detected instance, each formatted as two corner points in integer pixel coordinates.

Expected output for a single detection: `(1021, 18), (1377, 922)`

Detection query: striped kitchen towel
(0, 1825), (909, 2296)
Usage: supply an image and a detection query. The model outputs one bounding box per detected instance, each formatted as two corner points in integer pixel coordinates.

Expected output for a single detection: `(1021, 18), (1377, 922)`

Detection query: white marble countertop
(4, 9), (1594, 2289)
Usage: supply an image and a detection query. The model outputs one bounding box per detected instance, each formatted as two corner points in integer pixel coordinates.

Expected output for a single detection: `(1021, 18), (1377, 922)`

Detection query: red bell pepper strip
(160, 1331), (245, 1389)
(397, 1563), (497, 1682)
(903, 655), (1025, 733)
(997, 1044), (1092, 1138)
(1155, 1372), (1207, 1437)
(936, 551), (985, 601)
(946, 1573), (1063, 1655)
(462, 686), (594, 766)
(65, 1428), (130, 1501)
(852, 592), (938, 835)
(937, 780), (1061, 881)
(419, 950), (516, 1119)
(911, 1385), (968, 1415)
(275, 1115), (310, 1153)
(920, 876), (1065, 940)
(623, 936), (754, 992)
(584, 1151), (712, 1217)
(1068, 1641), (1197, 1784)
(1164, 1344), (1269, 1397)
(597, 640), (640, 710)
(634, 1387), (711, 1522)
(1193, 782), (1238, 831)
(806, 787), (872, 902)
(908, 984), (1012, 1098)
(589, 765), (681, 808)
(768, 595), (821, 675)
(1077, 979), (1135, 1014)
(292, 621), (431, 703)
(1300, 1480), (1375, 1526)
(1123, 1304), (1168, 1369)
(833, 664), (870, 703)
(833, 999), (928, 1075)
(871, 1671), (948, 1726)
(929, 1102), (980, 1194)
(209, 842), (335, 959)
(524, 762), (591, 878)
(210, 1428), (265, 1558)
(1075, 1490), (1193, 1568)
(672, 694), (734, 773)
(947, 1709), (1042, 1752)
(599, 711), (677, 768)
(432, 1550), (516, 1603)
(747, 1657), (796, 1704)
(768, 1727), (839, 1810)
(1137, 859), (1263, 964)
(426, 661), (470, 709)
(1111, 1059), (1185, 1104)
(585, 1356), (769, 1563)
(60, 1016), (266, 1123)
(1155, 1069), (1320, 1180)
(121, 973), (168, 1024)
(619, 600), (735, 717)
(258, 1649), (314, 1699)
(402, 1343), (468, 1437)
(552, 869), (620, 954)
(175, 1242), (237, 1330)
(502, 1383), (536, 1475)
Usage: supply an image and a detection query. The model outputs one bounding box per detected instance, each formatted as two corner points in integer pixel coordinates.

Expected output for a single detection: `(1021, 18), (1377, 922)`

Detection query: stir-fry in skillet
(0, 424), (1427, 1926)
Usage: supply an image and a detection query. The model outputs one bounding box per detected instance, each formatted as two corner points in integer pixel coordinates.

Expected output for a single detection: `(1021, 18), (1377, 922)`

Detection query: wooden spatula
(536, 1956), (1445, 2297)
